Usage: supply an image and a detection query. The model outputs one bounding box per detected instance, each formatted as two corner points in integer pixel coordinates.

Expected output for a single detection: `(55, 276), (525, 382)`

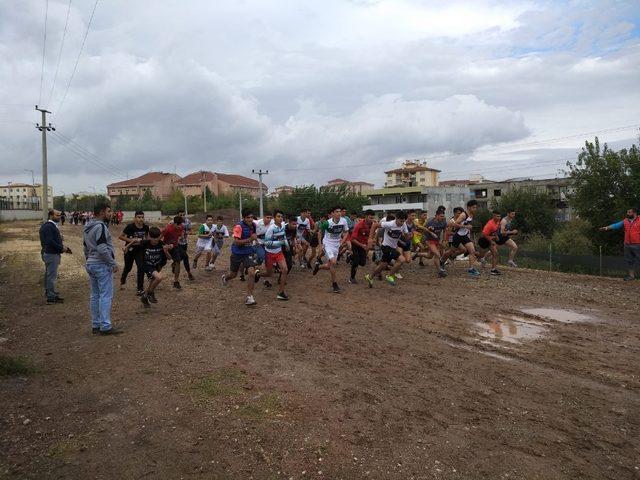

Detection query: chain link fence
(497, 245), (628, 277)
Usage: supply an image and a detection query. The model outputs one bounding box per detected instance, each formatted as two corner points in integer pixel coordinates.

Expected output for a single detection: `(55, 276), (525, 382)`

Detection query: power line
(50, 131), (129, 177)
(47, 0), (73, 107)
(57, 0), (99, 114)
(38, 0), (49, 105)
(48, 133), (125, 179)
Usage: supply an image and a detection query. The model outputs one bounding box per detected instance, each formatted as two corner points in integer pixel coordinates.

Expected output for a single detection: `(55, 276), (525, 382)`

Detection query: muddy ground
(0, 220), (639, 480)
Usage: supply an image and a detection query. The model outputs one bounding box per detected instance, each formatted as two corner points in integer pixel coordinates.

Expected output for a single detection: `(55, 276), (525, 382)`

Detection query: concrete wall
(0, 210), (43, 222)
(121, 210), (163, 222)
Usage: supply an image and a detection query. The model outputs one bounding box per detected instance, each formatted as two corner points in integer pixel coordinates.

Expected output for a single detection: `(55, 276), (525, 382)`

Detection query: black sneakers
(173, 281), (182, 289)
(276, 292), (289, 301)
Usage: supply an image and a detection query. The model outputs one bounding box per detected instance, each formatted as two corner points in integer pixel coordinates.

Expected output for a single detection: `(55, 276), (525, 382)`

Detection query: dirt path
(1, 221), (639, 479)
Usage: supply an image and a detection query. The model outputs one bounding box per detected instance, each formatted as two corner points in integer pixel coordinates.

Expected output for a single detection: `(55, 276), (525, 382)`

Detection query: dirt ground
(0, 220), (639, 480)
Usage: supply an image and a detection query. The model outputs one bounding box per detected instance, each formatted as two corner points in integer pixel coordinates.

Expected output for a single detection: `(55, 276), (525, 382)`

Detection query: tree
(53, 196), (65, 210)
(161, 189), (186, 215)
(489, 187), (557, 237)
(276, 184), (370, 217)
(567, 137), (640, 253)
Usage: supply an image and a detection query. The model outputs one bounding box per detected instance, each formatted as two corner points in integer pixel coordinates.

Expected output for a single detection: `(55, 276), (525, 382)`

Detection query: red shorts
(266, 251), (285, 266)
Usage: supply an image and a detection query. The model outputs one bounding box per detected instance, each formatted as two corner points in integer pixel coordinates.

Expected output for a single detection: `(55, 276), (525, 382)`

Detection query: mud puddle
(476, 314), (547, 344)
(521, 307), (597, 324)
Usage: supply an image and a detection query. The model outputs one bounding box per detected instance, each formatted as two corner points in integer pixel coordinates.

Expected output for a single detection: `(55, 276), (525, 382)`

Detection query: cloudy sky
(1, 0), (638, 194)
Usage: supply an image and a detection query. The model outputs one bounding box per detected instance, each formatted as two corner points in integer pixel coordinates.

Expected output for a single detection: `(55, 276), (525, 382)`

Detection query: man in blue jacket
(39, 209), (72, 304)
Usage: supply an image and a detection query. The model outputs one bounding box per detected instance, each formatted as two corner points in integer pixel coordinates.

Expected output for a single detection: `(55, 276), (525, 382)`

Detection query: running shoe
(348, 278), (358, 285)
(439, 258), (447, 269)
(364, 274), (374, 288)
(332, 282), (341, 293)
(192, 260), (198, 269)
(276, 292), (289, 301)
(136, 290), (144, 297)
(140, 295), (151, 308)
(245, 295), (257, 306)
(173, 281), (182, 289)
(507, 260), (518, 268)
(188, 273), (195, 281)
(480, 257), (486, 269)
(220, 274), (227, 287)
(385, 275), (397, 286)
(623, 274), (635, 281)
(467, 268), (481, 277)
(254, 269), (261, 282)
(312, 260), (321, 276)
(438, 269), (447, 278)
(490, 268), (502, 276)
(239, 274), (246, 282)
(395, 273), (403, 280)
(148, 292), (158, 303)
(204, 266), (213, 272)
(263, 280), (272, 288)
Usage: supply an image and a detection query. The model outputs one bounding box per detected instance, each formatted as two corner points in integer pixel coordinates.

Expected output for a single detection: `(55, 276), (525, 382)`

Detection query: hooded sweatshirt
(83, 218), (117, 267)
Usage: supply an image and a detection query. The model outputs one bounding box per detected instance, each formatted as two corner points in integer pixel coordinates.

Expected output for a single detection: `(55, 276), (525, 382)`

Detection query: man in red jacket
(600, 207), (640, 281)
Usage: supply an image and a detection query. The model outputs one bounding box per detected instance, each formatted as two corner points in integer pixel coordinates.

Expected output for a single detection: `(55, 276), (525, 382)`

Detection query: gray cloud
(0, 0), (638, 193)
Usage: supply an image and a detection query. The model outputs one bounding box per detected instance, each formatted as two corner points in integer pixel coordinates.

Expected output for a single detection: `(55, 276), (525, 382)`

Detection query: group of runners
(117, 200), (521, 307)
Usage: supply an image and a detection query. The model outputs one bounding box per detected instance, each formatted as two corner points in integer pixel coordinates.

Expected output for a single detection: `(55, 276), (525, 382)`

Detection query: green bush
(550, 219), (594, 255)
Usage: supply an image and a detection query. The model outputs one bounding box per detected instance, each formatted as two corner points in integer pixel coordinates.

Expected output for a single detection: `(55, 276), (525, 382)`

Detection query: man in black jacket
(39, 209), (72, 304)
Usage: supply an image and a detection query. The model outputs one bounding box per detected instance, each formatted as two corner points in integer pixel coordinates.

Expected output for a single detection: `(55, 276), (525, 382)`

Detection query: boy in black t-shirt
(118, 211), (149, 295)
(126, 227), (172, 308)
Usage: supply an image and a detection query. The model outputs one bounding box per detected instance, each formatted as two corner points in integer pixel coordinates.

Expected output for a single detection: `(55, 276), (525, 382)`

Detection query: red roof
(107, 172), (180, 188)
(216, 173), (265, 190)
(327, 178), (349, 184)
(177, 171), (217, 185)
(385, 165), (441, 174)
(349, 181), (374, 186)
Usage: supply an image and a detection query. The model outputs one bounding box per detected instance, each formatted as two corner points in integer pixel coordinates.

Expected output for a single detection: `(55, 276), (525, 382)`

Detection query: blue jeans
(42, 253), (61, 300)
(254, 245), (266, 265)
(86, 263), (114, 332)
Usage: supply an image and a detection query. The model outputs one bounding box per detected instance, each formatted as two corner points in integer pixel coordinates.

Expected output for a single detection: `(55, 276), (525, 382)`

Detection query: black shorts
(142, 263), (165, 279)
(309, 235), (319, 248)
(452, 234), (472, 248)
(351, 245), (367, 267)
(381, 245), (400, 264)
(478, 237), (491, 249)
(495, 237), (509, 246)
(230, 253), (257, 273)
(170, 247), (183, 263)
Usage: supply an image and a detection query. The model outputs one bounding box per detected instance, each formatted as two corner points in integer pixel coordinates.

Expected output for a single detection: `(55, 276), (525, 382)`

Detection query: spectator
(83, 202), (121, 335)
(38, 209), (72, 304)
(600, 207), (640, 281)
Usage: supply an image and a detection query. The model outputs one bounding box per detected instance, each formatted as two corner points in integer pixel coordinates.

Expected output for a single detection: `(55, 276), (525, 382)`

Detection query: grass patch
(188, 368), (246, 399)
(236, 394), (282, 421)
(47, 439), (79, 458)
(0, 354), (35, 376)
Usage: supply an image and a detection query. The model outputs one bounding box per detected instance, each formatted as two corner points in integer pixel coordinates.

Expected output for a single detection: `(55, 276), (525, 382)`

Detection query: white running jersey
(321, 217), (348, 247)
(264, 222), (288, 254)
(296, 216), (311, 238)
(380, 220), (408, 249)
(254, 218), (274, 245)
(456, 212), (473, 236)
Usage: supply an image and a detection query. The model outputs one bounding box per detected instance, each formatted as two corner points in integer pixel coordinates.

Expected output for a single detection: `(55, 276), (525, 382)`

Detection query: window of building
(494, 189), (501, 197)
(446, 193), (452, 201)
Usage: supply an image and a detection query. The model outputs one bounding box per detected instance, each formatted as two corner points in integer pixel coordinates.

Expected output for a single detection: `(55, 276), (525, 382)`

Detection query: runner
(263, 210), (290, 300)
(444, 207), (464, 251)
(118, 210), (149, 295)
(349, 209), (375, 284)
(221, 209), (259, 305)
(364, 211), (409, 287)
(176, 210), (195, 281)
(209, 216), (229, 269)
(599, 207), (640, 281)
(441, 200), (481, 277)
(133, 227), (172, 308)
(254, 213), (274, 269)
(306, 211), (320, 269)
(477, 210), (502, 275)
(284, 216), (298, 272)
(415, 208), (448, 277)
(412, 211), (430, 267)
(398, 209), (417, 266)
(313, 206), (349, 293)
(193, 214), (215, 270)
(162, 215), (185, 289)
(498, 210), (519, 267)
(296, 208), (312, 268)
(338, 207), (354, 262)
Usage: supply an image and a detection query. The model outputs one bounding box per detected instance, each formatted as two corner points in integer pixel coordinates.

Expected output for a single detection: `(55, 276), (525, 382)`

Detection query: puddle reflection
(521, 308), (595, 324)
(476, 315), (547, 344)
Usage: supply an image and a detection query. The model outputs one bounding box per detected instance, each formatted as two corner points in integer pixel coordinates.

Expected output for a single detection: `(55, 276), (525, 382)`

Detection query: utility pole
(89, 186), (97, 209)
(201, 171), (207, 212)
(251, 169), (269, 219)
(35, 106), (54, 220)
(238, 192), (243, 220)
